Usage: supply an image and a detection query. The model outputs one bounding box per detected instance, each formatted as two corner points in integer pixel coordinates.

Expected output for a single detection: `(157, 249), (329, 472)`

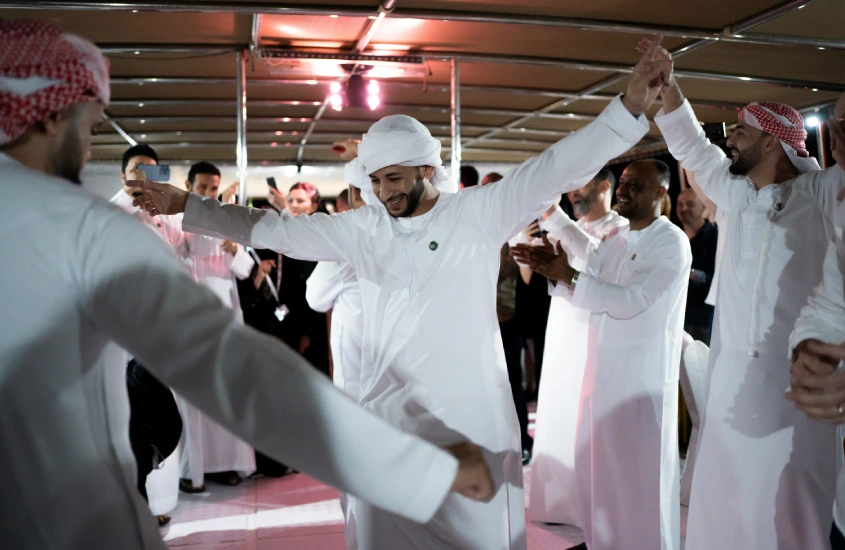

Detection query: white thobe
(0, 153), (461, 549)
(550, 216), (690, 550)
(529, 208), (627, 526)
(306, 261), (364, 398)
(181, 95), (649, 550)
(790, 198), (845, 538)
(656, 99), (843, 549)
(177, 226), (257, 486)
(306, 260), (365, 550)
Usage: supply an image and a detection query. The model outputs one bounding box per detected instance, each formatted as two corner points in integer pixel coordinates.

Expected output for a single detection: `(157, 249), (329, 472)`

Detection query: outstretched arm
(76, 206), (494, 521)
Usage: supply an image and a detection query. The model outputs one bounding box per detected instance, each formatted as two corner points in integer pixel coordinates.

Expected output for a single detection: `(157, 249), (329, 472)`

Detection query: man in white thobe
(177, 161), (256, 491)
(0, 20), (497, 550)
(529, 166), (627, 527)
(786, 97), (845, 549)
(645, 39), (844, 549)
(305, 160), (378, 550)
(131, 38), (671, 550)
(514, 159), (691, 550)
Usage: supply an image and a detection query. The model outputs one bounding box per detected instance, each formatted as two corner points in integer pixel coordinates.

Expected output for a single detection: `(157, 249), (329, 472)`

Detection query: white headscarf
(344, 158), (380, 206)
(356, 114), (456, 193)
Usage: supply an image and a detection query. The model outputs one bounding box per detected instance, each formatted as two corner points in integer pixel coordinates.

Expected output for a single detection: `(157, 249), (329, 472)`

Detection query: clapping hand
(511, 234), (576, 284)
(786, 339), (845, 424)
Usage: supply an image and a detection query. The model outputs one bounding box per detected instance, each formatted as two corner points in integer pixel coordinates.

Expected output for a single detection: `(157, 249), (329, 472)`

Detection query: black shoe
(522, 448), (532, 466)
(179, 478), (206, 493)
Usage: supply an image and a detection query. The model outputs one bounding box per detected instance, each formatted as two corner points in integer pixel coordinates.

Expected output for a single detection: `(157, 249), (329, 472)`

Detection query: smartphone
(530, 218), (542, 238)
(266, 177), (278, 190)
(137, 164), (171, 182)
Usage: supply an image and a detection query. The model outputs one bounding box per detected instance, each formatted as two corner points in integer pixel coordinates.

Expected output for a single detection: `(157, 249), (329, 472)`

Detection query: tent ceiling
(1, 0), (841, 164)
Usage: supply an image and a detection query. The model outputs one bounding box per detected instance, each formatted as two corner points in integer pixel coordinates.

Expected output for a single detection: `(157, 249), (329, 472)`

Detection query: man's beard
(386, 173), (426, 218)
(572, 191), (599, 217)
(53, 127), (85, 185)
(728, 140), (763, 176)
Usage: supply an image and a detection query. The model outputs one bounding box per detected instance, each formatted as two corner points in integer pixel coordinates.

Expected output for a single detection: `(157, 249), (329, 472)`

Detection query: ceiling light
(305, 80), (318, 85)
(134, 51), (140, 55)
(140, 119), (146, 124)
(283, 117), (291, 122)
(141, 134), (147, 139)
(819, 47), (826, 50)
(271, 142), (278, 147)
(805, 116), (820, 127)
(275, 131), (283, 135)
(289, 40), (344, 49)
(330, 14), (338, 18)
(330, 82), (342, 93)
(138, 103), (144, 107)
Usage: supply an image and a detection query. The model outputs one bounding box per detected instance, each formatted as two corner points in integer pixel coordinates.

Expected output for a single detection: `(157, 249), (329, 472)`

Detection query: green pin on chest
(429, 241), (438, 251)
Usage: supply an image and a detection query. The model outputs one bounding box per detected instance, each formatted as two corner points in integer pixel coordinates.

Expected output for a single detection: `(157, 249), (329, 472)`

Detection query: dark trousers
(132, 444), (154, 502)
(832, 522), (845, 550)
(501, 318), (533, 451)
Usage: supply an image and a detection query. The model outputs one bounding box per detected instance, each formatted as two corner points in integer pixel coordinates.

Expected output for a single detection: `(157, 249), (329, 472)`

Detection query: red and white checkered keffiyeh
(0, 20), (110, 146)
(739, 102), (820, 173)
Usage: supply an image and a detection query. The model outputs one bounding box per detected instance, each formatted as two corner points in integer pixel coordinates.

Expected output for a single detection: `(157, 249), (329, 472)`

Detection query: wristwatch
(569, 270), (580, 289)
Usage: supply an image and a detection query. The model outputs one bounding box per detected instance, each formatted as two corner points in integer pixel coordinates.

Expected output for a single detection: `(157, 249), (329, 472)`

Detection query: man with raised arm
(132, 36), (669, 550)
(0, 20), (496, 550)
(642, 37), (845, 549)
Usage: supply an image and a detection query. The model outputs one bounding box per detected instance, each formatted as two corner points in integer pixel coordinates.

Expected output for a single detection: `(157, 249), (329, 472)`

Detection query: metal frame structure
(8, 0), (838, 166)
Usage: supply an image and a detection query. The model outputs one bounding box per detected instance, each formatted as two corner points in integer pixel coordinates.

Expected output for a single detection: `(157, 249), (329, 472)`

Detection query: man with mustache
(643, 37), (845, 549)
(513, 159), (691, 550)
(130, 36), (671, 550)
(528, 166), (627, 528)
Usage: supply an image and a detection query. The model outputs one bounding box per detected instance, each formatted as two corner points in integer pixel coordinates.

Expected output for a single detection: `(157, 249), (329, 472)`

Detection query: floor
(163, 412), (688, 549)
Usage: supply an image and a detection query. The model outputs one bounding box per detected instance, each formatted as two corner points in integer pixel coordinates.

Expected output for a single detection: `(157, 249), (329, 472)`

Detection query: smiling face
(676, 188), (704, 228)
(616, 161), (666, 222)
(725, 122), (771, 176)
(369, 165), (435, 218)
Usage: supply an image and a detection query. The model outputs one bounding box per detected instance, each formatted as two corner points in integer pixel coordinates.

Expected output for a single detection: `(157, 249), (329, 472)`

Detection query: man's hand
(786, 340), (845, 424)
(523, 221), (541, 240)
(511, 234), (577, 284)
(222, 181), (239, 204)
(623, 33), (673, 116)
(128, 180), (189, 216)
(332, 138), (360, 161)
(636, 37), (684, 114)
(221, 240), (238, 256)
(268, 187), (288, 213)
(447, 442), (495, 502)
(254, 258), (275, 289)
(543, 195), (562, 218)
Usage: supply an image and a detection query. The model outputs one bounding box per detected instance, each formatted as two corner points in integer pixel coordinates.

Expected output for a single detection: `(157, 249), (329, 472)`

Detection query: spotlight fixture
(326, 74), (382, 112)
(805, 116), (820, 128)
(329, 81), (343, 111)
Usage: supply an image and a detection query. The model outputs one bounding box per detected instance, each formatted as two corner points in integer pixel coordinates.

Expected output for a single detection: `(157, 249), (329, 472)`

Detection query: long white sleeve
(227, 245), (255, 280)
(540, 207), (601, 267)
(470, 95), (649, 244)
(654, 100), (747, 213)
(183, 197), (359, 264)
(75, 206), (457, 524)
(790, 239), (845, 356)
(306, 262), (345, 313)
(570, 228), (692, 320)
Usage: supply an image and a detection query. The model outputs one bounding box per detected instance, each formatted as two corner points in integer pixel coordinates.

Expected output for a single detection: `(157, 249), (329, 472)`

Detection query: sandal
(179, 478), (206, 493)
(156, 515), (171, 527)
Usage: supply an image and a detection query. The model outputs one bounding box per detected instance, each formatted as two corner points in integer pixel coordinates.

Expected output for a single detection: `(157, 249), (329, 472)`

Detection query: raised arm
(566, 229), (691, 320)
(470, 35), (671, 244)
(306, 261), (345, 313)
(76, 206), (486, 522)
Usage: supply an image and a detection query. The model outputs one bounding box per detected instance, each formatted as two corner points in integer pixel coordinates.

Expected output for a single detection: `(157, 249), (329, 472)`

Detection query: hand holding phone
(137, 164), (171, 183)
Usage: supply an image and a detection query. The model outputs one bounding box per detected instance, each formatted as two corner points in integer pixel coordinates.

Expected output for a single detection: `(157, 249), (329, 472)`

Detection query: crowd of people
(4, 19), (845, 550)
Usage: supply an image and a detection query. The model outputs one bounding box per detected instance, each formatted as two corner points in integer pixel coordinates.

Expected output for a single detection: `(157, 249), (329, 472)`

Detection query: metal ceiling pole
(11, 1), (841, 50)
(450, 57), (461, 189)
(103, 112), (137, 145)
(816, 123), (828, 168)
(250, 14), (262, 53)
(235, 50), (248, 206)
